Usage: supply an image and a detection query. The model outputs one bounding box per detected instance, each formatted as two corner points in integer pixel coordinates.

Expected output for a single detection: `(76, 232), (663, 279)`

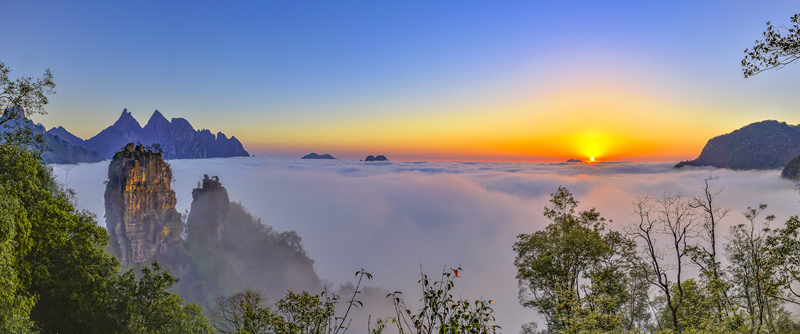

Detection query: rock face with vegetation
(675, 120), (800, 170)
(782, 154), (800, 180)
(104, 143), (182, 265)
(168, 175), (322, 308)
(187, 174), (230, 241)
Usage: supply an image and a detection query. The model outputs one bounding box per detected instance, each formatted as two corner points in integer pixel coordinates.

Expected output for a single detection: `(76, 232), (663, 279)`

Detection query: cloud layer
(53, 158), (800, 333)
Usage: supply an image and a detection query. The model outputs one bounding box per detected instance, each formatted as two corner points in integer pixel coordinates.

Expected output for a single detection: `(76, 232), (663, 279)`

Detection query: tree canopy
(0, 62), (55, 125)
(742, 13), (800, 77)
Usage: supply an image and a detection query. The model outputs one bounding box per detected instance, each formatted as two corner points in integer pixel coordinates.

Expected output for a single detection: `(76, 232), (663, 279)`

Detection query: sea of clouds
(53, 158), (800, 333)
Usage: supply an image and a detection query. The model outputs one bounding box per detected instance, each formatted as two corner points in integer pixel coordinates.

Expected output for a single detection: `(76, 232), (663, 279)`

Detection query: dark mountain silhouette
(301, 153), (336, 159)
(1, 107), (103, 164)
(47, 126), (86, 147)
(675, 120), (800, 170)
(57, 109), (250, 160)
(83, 109), (143, 158)
(365, 154), (388, 161)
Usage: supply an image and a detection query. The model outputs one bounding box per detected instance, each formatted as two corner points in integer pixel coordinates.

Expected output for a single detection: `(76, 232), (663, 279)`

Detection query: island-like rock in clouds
(675, 120), (800, 170)
(301, 153), (336, 159)
(365, 154), (388, 161)
(566, 159), (583, 163)
(104, 143), (182, 265)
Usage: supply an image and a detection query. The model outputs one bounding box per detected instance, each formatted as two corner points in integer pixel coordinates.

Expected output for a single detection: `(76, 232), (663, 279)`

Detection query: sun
(589, 157), (595, 162)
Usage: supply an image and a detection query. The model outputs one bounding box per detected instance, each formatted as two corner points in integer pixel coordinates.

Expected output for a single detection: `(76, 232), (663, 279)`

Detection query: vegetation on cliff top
(674, 120), (800, 170)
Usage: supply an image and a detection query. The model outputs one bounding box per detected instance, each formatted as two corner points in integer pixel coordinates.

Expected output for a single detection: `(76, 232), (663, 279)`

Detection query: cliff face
(104, 143), (181, 265)
(187, 174), (230, 242)
(172, 175), (321, 306)
(675, 120), (800, 170)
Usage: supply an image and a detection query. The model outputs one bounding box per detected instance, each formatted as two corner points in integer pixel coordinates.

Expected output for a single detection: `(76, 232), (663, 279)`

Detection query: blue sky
(5, 1), (800, 160)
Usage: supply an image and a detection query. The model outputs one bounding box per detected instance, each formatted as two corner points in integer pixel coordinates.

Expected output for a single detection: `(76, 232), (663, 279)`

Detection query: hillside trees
(0, 60), (213, 332)
(742, 13), (800, 77)
(0, 130), (215, 333)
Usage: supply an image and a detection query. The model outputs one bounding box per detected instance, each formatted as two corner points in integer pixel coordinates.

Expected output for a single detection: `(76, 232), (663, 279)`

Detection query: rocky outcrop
(170, 175), (322, 306)
(365, 154), (388, 162)
(187, 174), (230, 242)
(675, 120), (800, 170)
(782, 154), (800, 180)
(104, 143), (182, 265)
(301, 153), (335, 159)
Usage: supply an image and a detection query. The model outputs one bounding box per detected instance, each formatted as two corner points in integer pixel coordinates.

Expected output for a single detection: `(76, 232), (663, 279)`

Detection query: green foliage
(767, 215), (800, 304)
(213, 289), (276, 334)
(213, 268), (499, 334)
(725, 205), (784, 332)
(514, 186), (643, 332)
(0, 61), (55, 126)
(386, 267), (499, 334)
(743, 13), (800, 77)
(213, 269), (373, 334)
(1, 117), (212, 333)
(0, 184), (36, 333)
(656, 280), (746, 334)
(274, 290), (337, 333)
(114, 262), (214, 334)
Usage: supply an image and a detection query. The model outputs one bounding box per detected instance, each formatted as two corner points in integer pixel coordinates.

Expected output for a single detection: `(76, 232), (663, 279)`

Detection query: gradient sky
(5, 1), (800, 161)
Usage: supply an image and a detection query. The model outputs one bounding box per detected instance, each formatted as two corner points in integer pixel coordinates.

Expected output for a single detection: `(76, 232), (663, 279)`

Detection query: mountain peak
(113, 108), (142, 130)
(146, 110), (170, 128)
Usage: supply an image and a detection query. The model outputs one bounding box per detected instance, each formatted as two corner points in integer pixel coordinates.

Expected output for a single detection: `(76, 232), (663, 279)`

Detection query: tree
(115, 262), (214, 334)
(0, 61), (55, 125)
(514, 186), (643, 332)
(726, 205), (781, 333)
(742, 13), (800, 77)
(628, 193), (697, 333)
(685, 177), (733, 321)
(766, 215), (800, 308)
(212, 289), (275, 334)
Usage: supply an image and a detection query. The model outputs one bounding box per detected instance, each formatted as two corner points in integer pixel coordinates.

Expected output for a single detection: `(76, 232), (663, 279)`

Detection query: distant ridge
(50, 109), (250, 160)
(675, 120), (800, 170)
(302, 153), (336, 159)
(2, 106), (104, 164)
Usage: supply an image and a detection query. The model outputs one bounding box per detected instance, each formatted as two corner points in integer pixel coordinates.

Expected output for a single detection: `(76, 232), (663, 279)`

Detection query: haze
(53, 159), (800, 331)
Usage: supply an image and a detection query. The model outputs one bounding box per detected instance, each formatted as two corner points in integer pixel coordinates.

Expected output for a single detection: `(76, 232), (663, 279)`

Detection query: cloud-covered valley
(53, 158), (800, 333)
